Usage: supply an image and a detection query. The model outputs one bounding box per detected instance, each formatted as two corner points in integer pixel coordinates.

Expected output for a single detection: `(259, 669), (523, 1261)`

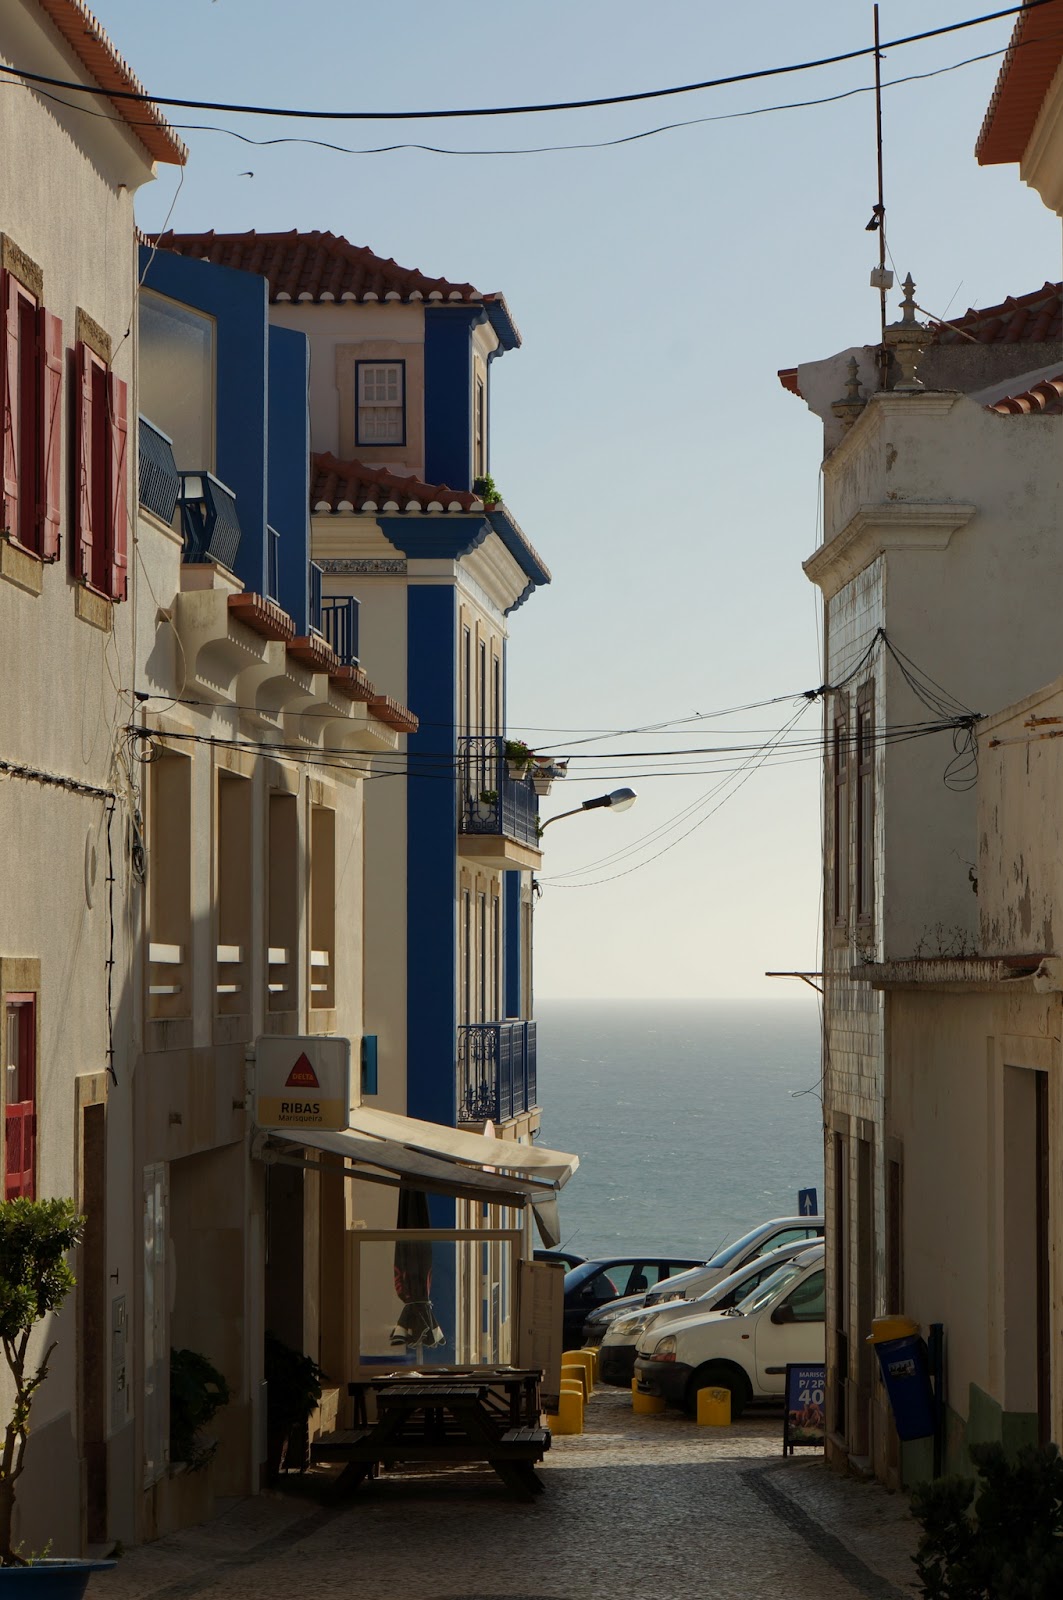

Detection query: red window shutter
(73, 341), (94, 581)
(38, 308), (62, 561)
(108, 369), (128, 601)
(5, 1104), (35, 1201)
(1, 272), (19, 535)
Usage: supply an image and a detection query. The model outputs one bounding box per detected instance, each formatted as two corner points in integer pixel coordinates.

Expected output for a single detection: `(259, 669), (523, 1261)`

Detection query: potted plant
(472, 474), (501, 509)
(169, 1348), (230, 1473)
(474, 789), (499, 823)
(0, 1195), (113, 1594)
(503, 740), (533, 779)
(264, 1333), (325, 1479)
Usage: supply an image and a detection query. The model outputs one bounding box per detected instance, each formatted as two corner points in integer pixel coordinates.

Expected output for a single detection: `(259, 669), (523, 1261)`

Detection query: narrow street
(89, 1389), (918, 1600)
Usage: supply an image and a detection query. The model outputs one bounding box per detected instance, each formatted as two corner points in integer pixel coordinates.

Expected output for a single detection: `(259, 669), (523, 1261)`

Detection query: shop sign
(255, 1036), (350, 1130)
(783, 1362), (826, 1453)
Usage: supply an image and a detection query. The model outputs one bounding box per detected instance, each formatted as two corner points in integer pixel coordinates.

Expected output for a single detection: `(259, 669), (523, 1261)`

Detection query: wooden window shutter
(38, 308), (62, 560)
(73, 341), (94, 581)
(1, 272), (19, 535)
(107, 369), (128, 600)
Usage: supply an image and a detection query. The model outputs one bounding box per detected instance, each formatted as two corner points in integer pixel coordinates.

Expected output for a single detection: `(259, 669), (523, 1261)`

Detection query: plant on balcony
(0, 1197), (85, 1567)
(170, 1347), (231, 1473)
(472, 474), (501, 508)
(503, 739), (533, 776)
(479, 790), (498, 805)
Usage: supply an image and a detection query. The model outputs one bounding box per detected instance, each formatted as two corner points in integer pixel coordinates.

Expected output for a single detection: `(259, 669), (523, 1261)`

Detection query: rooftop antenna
(865, 3), (894, 388)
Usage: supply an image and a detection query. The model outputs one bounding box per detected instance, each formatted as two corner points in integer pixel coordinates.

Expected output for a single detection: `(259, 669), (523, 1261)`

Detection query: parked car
(582, 1215), (824, 1347)
(597, 1238), (822, 1387)
(562, 1256), (703, 1349)
(633, 1245), (826, 1417)
(639, 1216), (824, 1309)
(533, 1249), (586, 1270)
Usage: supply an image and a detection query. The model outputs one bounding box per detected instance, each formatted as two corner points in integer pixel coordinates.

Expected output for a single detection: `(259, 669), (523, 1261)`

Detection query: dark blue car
(562, 1256), (704, 1349)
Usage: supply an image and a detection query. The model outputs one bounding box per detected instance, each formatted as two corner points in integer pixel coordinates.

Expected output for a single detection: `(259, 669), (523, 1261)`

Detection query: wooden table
(311, 1373), (549, 1500)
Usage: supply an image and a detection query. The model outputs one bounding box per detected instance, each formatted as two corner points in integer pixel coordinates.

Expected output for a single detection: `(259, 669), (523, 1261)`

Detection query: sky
(88, 0), (1062, 999)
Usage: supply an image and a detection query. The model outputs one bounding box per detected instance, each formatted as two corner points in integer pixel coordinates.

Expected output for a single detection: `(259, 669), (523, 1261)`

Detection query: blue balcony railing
(179, 471), (242, 572)
(266, 525), (281, 603)
(320, 595), (360, 666)
(458, 1020), (538, 1124)
(459, 735), (538, 850)
(138, 416), (181, 526)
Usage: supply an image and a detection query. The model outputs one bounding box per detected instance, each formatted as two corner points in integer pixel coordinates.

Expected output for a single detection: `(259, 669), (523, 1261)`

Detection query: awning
(347, 1105), (579, 1189)
(256, 1120), (573, 1247)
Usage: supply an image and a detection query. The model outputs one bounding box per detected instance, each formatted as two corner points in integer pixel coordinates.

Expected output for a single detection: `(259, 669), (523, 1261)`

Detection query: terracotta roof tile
(988, 374), (1063, 413)
(154, 230), (488, 305)
(976, 0), (1063, 164)
(929, 282), (1062, 345)
(777, 367), (802, 397)
(35, 0), (186, 164)
(311, 453), (479, 514)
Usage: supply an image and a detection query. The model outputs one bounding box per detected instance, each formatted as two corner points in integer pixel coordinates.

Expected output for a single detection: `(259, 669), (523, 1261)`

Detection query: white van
(633, 1246), (825, 1416)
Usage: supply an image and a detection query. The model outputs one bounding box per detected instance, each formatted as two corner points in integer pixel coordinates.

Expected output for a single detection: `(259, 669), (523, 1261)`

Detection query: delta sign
(254, 1036), (351, 1131)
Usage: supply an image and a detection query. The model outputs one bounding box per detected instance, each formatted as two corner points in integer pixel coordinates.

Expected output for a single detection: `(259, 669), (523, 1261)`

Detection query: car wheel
(686, 1362), (751, 1420)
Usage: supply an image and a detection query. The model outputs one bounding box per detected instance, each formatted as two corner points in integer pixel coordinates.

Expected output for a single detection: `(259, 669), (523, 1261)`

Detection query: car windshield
(704, 1222), (784, 1271)
(733, 1258), (810, 1316)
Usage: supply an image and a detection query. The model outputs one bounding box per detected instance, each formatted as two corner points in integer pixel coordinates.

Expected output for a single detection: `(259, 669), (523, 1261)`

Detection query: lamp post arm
(538, 805), (586, 832)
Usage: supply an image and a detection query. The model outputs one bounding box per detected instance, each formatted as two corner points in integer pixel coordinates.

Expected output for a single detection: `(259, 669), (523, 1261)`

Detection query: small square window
(356, 361), (405, 446)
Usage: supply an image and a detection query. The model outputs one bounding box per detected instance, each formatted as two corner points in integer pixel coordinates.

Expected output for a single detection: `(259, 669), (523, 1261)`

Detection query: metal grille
(137, 416), (181, 525)
(458, 736), (538, 850)
(320, 595), (360, 666)
(180, 471), (242, 572)
(458, 1020), (538, 1124)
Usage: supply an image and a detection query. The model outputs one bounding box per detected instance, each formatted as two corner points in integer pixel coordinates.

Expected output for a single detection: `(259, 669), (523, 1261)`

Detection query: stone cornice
(822, 390), (962, 476)
(803, 501), (977, 599)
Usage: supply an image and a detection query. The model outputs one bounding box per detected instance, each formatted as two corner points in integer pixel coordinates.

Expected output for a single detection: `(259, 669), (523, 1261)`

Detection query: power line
(0, 4), (1048, 124)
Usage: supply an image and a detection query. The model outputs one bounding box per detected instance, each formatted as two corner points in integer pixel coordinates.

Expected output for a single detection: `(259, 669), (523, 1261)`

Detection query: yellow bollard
(560, 1360), (589, 1400)
(631, 1379), (666, 1415)
(564, 1349), (595, 1394)
(546, 1386), (584, 1435)
(697, 1385), (731, 1427)
(579, 1346), (600, 1383)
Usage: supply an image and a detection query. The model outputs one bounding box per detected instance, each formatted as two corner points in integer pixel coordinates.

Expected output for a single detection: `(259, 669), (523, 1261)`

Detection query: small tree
(0, 1197), (85, 1565)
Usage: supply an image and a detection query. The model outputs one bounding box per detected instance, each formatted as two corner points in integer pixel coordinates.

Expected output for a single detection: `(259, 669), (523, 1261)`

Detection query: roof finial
(883, 272), (926, 391)
(831, 357), (868, 432)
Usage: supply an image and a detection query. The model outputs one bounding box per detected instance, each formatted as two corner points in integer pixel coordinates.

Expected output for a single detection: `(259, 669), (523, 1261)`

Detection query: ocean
(535, 997), (824, 1262)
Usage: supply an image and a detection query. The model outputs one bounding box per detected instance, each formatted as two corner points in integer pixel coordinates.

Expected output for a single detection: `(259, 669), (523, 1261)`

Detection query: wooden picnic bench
(310, 1378), (550, 1500)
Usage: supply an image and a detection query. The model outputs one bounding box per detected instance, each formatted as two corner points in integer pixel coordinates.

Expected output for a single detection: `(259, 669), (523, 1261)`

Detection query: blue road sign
(798, 1187), (818, 1217)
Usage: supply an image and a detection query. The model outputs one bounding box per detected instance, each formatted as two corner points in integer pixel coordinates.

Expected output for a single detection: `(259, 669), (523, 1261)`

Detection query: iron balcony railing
(266, 525), (281, 603)
(320, 595), (360, 666)
(138, 416), (181, 526)
(179, 471), (242, 572)
(458, 1020), (538, 1124)
(309, 560), (324, 635)
(458, 735), (538, 850)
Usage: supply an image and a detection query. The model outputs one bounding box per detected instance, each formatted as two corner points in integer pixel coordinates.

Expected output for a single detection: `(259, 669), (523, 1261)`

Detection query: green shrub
(911, 1441), (1063, 1598)
(169, 1348), (231, 1472)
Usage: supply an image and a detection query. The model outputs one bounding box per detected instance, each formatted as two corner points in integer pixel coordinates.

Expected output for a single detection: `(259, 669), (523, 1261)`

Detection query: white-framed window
(356, 360), (405, 446)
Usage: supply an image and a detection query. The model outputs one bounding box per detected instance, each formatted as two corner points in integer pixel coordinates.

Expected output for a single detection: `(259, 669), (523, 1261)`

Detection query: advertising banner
(783, 1362), (826, 1453)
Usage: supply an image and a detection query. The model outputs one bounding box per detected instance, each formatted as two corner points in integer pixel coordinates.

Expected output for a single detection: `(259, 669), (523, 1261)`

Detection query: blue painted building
(153, 229), (556, 1365)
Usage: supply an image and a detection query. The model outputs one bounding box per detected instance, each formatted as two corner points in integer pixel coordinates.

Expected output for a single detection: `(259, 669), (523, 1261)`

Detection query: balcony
(138, 416), (181, 526)
(180, 471), (242, 573)
(320, 595), (360, 667)
(458, 1020), (538, 1125)
(458, 735), (541, 871)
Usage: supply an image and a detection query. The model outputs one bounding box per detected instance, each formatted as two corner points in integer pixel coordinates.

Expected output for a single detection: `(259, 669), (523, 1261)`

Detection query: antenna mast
(873, 4), (888, 382)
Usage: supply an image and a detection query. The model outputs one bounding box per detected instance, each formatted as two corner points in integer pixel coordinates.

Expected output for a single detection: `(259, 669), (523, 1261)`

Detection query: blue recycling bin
(871, 1328), (935, 1441)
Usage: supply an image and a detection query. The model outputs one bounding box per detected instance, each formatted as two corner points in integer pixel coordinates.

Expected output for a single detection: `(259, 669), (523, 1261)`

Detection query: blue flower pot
(0, 1561), (116, 1598)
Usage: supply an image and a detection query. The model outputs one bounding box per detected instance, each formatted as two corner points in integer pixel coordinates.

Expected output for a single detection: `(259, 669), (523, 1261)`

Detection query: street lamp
(539, 787), (638, 831)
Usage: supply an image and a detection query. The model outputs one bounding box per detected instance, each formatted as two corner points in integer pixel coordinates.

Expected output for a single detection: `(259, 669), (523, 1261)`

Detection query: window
(1, 270), (61, 560)
(4, 995), (36, 1200)
(832, 698), (849, 927)
(148, 751), (191, 1021)
(138, 290), (214, 471)
(73, 340), (128, 600)
(474, 373), (486, 478)
(356, 361), (405, 446)
(782, 1269), (826, 1322)
(856, 685), (875, 924)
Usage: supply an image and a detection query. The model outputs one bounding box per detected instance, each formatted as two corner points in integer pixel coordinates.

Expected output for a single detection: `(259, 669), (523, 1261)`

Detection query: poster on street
(783, 1362), (826, 1453)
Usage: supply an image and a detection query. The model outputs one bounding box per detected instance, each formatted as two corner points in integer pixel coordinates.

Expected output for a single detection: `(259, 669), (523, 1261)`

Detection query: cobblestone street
(90, 1388), (920, 1600)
